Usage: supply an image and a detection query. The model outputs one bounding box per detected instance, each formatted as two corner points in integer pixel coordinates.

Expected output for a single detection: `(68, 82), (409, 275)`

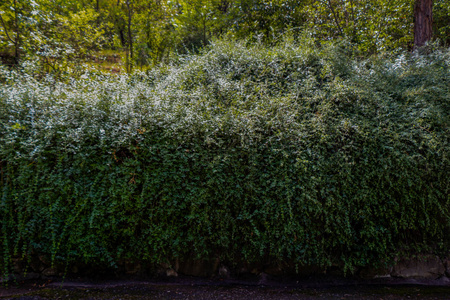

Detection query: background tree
(172, 0), (221, 52)
(1, 0), (449, 71)
(433, 0), (449, 45)
(1, 0), (104, 71)
(126, 0), (133, 72)
(413, 0), (433, 49)
(0, 0), (31, 64)
(226, 0), (307, 41)
(304, 0), (414, 53)
(133, 0), (177, 66)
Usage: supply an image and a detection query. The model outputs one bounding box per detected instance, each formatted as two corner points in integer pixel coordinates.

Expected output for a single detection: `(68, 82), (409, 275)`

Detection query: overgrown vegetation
(0, 37), (449, 277)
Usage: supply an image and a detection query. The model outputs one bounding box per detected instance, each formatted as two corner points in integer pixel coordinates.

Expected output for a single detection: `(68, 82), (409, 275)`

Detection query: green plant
(0, 37), (449, 277)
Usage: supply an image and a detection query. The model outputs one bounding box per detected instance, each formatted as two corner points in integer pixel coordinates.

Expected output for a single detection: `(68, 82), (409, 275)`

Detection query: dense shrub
(1, 38), (449, 276)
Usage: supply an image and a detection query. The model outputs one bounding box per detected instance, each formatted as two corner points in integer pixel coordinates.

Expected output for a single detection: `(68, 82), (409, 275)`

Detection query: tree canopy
(1, 0), (449, 71)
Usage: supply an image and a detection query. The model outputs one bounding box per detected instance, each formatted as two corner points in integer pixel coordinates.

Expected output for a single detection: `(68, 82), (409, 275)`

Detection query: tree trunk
(14, 0), (20, 64)
(414, 0), (433, 49)
(126, 0), (133, 72)
(203, 18), (207, 45)
(326, 0), (343, 36)
(0, 14), (17, 64)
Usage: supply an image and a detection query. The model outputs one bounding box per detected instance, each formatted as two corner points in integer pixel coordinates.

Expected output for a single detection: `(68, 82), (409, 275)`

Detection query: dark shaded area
(2, 276), (450, 300)
(0, 52), (16, 67)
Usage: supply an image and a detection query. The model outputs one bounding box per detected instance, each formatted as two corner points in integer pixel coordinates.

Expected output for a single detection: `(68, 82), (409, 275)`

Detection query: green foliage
(0, 0), (106, 75)
(132, 0), (177, 66)
(2, 0), (448, 70)
(224, 0), (307, 41)
(303, 0), (414, 53)
(0, 38), (449, 276)
(434, 0), (450, 45)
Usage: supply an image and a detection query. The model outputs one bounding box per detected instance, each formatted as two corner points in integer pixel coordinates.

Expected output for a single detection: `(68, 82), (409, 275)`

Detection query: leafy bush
(1, 38), (449, 276)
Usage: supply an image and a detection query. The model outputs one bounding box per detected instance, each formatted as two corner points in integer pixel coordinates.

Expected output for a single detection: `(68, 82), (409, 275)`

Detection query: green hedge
(1, 38), (449, 275)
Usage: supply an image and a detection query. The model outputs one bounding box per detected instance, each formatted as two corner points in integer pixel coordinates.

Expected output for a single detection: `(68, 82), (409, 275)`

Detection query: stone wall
(2, 254), (450, 283)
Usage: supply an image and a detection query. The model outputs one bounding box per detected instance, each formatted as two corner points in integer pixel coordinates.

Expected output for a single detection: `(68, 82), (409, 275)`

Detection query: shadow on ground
(1, 275), (450, 299)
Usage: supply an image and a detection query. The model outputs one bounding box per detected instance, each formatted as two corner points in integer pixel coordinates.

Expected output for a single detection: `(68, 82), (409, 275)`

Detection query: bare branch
(326, 0), (343, 36)
(0, 14), (16, 44)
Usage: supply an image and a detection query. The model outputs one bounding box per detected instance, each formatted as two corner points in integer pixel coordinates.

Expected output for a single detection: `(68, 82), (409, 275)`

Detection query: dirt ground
(2, 275), (450, 299)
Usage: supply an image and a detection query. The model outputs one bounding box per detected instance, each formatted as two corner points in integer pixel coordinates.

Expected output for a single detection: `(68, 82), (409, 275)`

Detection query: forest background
(1, 0), (449, 74)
